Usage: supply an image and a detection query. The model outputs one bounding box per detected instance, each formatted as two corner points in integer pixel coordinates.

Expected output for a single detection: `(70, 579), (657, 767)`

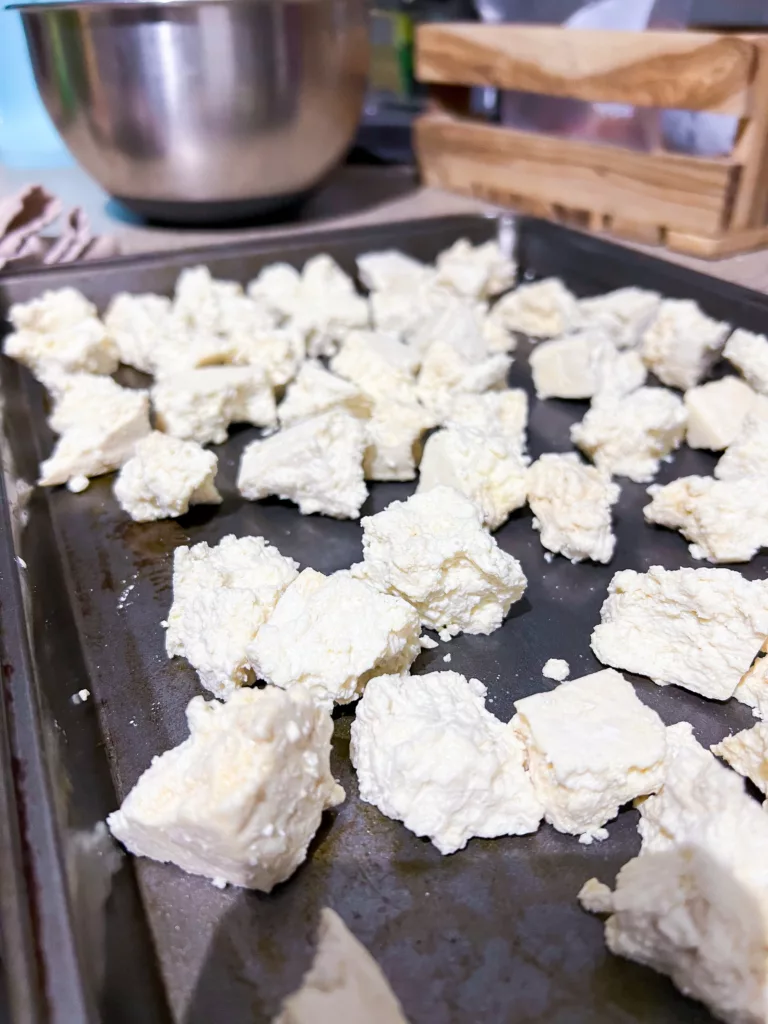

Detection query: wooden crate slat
(416, 24), (756, 116)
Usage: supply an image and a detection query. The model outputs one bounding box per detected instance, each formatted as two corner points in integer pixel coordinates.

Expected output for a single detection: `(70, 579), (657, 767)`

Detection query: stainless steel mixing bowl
(13, 0), (370, 223)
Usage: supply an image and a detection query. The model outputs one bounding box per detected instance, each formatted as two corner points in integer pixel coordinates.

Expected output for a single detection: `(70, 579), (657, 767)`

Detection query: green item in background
(369, 8), (416, 102)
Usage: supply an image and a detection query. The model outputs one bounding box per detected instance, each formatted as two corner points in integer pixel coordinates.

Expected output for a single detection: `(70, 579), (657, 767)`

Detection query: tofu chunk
(735, 640), (768, 720)
(527, 453), (620, 563)
(724, 328), (768, 395)
(152, 365), (276, 445)
(578, 287), (661, 349)
(542, 658), (570, 681)
(247, 262), (302, 320)
(330, 330), (419, 404)
(716, 414), (768, 480)
(571, 386), (687, 483)
(684, 376), (767, 450)
(530, 330), (646, 400)
(104, 292), (174, 374)
(248, 568), (421, 706)
(237, 410), (367, 519)
(641, 298), (729, 390)
(644, 475), (768, 563)
(223, 326), (305, 388)
(416, 338), (511, 419)
(591, 566), (768, 700)
(356, 249), (431, 293)
(712, 722), (768, 795)
(114, 431), (221, 522)
(434, 238), (517, 300)
(107, 687), (344, 891)
(291, 254), (370, 358)
(489, 278), (581, 339)
(350, 671), (542, 854)
(172, 265), (247, 334)
(278, 360), (371, 427)
(363, 399), (434, 482)
(512, 668), (666, 842)
(352, 485), (527, 639)
(165, 534), (299, 697)
(409, 297), (499, 362)
(417, 426), (528, 531)
(446, 389), (528, 455)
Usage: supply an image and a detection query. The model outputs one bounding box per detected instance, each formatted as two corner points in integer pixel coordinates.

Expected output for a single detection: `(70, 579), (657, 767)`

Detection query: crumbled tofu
(173, 265), (247, 334)
(350, 671), (542, 854)
(114, 432), (221, 522)
(104, 292), (174, 374)
(274, 907), (409, 1024)
(152, 365), (276, 445)
(237, 410), (367, 519)
(39, 376), (151, 488)
(644, 475), (768, 563)
(571, 387), (687, 482)
(489, 278), (581, 339)
(352, 485), (527, 639)
(577, 877), (614, 914)
(446, 390), (528, 455)
(356, 249), (431, 293)
(578, 287), (661, 349)
(247, 568), (421, 706)
(513, 668), (666, 842)
(591, 566), (768, 700)
(542, 658), (570, 681)
(330, 330), (418, 404)
(527, 453), (620, 564)
(416, 339), (511, 419)
(247, 262), (302, 320)
(735, 641), (768, 720)
(224, 326), (305, 388)
(582, 722), (768, 1024)
(278, 361), (371, 427)
(712, 722), (768, 795)
(107, 687), (344, 891)
(716, 414), (768, 480)
(724, 328), (768, 395)
(641, 299), (730, 390)
(165, 534), (299, 697)
(408, 297), (495, 363)
(363, 400), (434, 482)
(684, 376), (765, 450)
(290, 254), (370, 358)
(417, 426), (528, 531)
(369, 279), (450, 342)
(434, 238), (516, 300)
(5, 287), (118, 379)
(530, 330), (646, 400)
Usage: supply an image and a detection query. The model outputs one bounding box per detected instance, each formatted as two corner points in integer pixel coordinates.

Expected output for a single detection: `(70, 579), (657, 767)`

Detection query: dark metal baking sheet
(1, 214), (766, 1024)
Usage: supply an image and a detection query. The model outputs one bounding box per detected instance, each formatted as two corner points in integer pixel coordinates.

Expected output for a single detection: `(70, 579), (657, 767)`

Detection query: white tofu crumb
(434, 238), (516, 300)
(489, 278), (581, 339)
(571, 387), (687, 482)
(114, 431), (221, 522)
(247, 568), (422, 706)
(544, 551), (554, 563)
(39, 376), (151, 488)
(530, 330), (646, 401)
(238, 410), (367, 519)
(274, 908), (408, 1024)
(278, 360), (371, 427)
(735, 641), (768, 720)
(416, 338), (511, 419)
(152, 365), (276, 445)
(712, 722), (768, 795)
(107, 687), (344, 891)
(443, 653), (451, 663)
(724, 328), (768, 395)
(446, 389), (528, 455)
(420, 636), (439, 650)
(716, 413), (768, 480)
(363, 400), (434, 482)
(330, 330), (418, 405)
(67, 475), (89, 493)
(352, 485), (527, 638)
(527, 453), (619, 564)
(591, 565), (768, 700)
(684, 376), (766, 450)
(577, 877), (614, 914)
(578, 287), (661, 349)
(291, 254), (370, 358)
(104, 292), (174, 374)
(641, 299), (730, 390)
(512, 668), (666, 841)
(351, 671), (542, 854)
(165, 534), (298, 697)
(417, 426), (528, 531)
(542, 658), (570, 681)
(71, 688), (91, 705)
(356, 249), (431, 293)
(644, 475), (768, 563)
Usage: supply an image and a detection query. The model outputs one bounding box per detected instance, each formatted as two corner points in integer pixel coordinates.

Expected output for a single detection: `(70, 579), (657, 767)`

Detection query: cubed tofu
(735, 639), (768, 720)
(330, 330), (419, 404)
(684, 376), (767, 450)
(291, 254), (370, 358)
(434, 238), (516, 300)
(578, 287), (661, 349)
(356, 249), (431, 293)
(641, 298), (729, 390)
(277, 360), (371, 427)
(416, 338), (511, 419)
(489, 278), (581, 339)
(530, 330), (646, 400)
(363, 399), (434, 482)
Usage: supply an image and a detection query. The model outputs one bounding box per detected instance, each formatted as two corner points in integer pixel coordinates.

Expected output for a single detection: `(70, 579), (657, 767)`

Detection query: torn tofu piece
(172, 265), (248, 334)
(152, 365), (276, 445)
(416, 338), (511, 419)
(247, 568), (421, 706)
(274, 908), (409, 1024)
(107, 687), (344, 891)
(644, 475), (768, 563)
(446, 389), (528, 455)
(290, 254), (370, 357)
(724, 328), (768, 395)
(247, 262), (302, 320)
(641, 298), (730, 390)
(5, 287), (118, 379)
(417, 426), (528, 531)
(542, 658), (570, 681)
(712, 723), (768, 795)
(530, 330), (646, 401)
(330, 330), (419, 404)
(684, 376), (767, 450)
(363, 400), (434, 482)
(571, 386), (687, 483)
(408, 297), (496, 363)
(352, 485), (527, 639)
(223, 325), (305, 388)
(591, 566), (768, 700)
(39, 376), (151, 489)
(716, 414), (768, 480)
(581, 722), (768, 1024)
(278, 360), (371, 427)
(350, 671), (542, 854)
(735, 640), (768, 720)
(165, 534), (299, 697)
(434, 238), (516, 300)
(368, 278), (450, 342)
(578, 287), (661, 349)
(114, 431), (221, 522)
(489, 278), (581, 339)
(513, 668), (666, 843)
(104, 292), (174, 374)
(237, 409), (367, 519)
(527, 453), (619, 564)
(356, 249), (431, 293)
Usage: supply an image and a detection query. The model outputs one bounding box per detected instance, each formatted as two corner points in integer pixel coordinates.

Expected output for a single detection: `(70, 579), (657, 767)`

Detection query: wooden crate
(414, 25), (768, 258)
